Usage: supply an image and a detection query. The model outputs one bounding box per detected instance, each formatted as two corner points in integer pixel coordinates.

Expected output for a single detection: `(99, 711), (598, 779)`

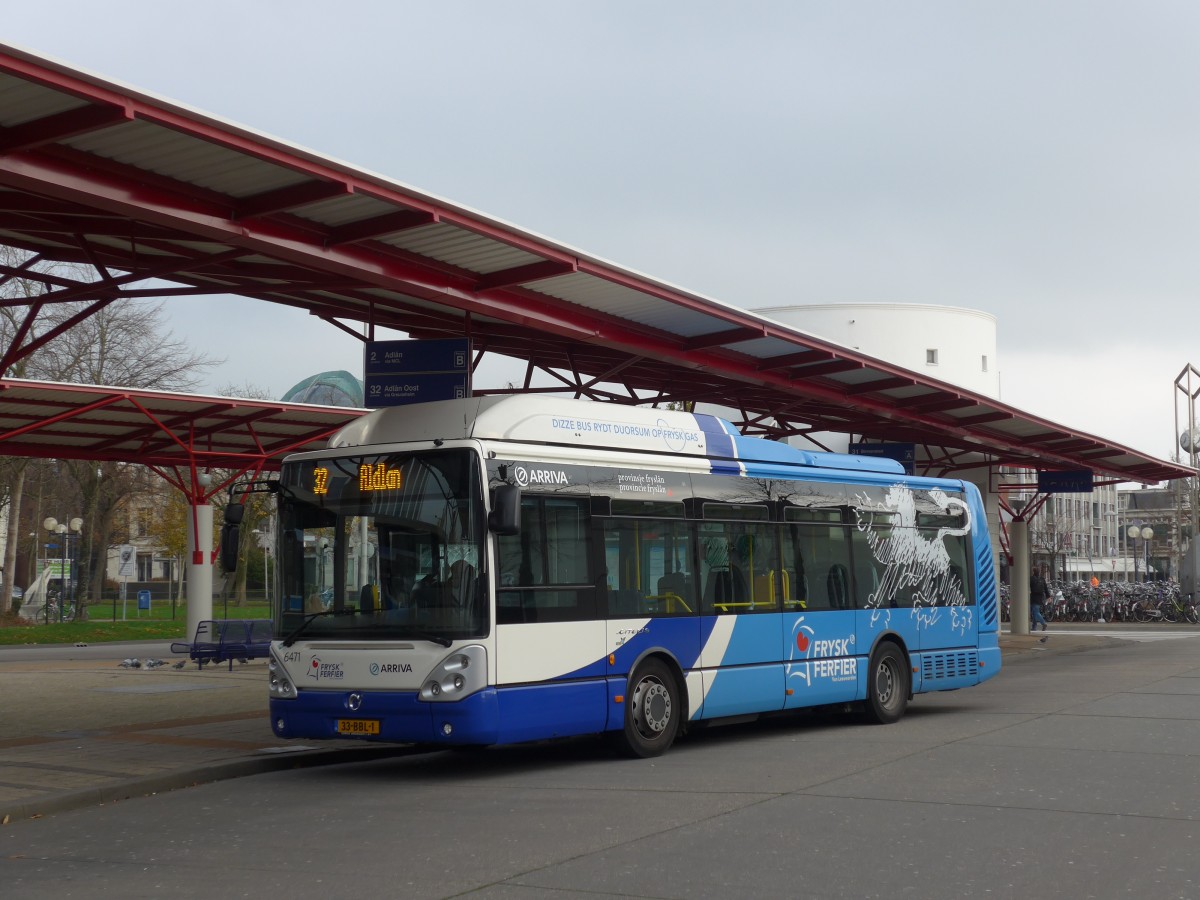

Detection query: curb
(998, 635), (1128, 660)
(1, 743), (414, 826)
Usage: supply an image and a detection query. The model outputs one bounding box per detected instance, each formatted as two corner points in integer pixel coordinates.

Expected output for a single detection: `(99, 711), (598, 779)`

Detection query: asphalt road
(2, 632), (1199, 899)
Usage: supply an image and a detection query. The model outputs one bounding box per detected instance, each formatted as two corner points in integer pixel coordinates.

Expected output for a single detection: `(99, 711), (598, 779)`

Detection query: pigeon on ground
(172, 660), (187, 669)
(119, 658), (141, 668)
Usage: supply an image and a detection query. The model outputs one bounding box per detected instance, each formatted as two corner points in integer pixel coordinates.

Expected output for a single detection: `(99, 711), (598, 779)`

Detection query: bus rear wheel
(616, 658), (681, 758)
(864, 643), (909, 725)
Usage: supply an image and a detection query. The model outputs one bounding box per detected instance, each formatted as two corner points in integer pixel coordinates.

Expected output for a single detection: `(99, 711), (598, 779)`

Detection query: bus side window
(697, 519), (778, 615)
(929, 529), (972, 606)
(497, 495), (595, 623)
(602, 517), (694, 617)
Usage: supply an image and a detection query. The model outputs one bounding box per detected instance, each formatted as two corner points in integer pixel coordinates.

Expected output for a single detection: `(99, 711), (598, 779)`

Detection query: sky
(5, 2), (1200, 464)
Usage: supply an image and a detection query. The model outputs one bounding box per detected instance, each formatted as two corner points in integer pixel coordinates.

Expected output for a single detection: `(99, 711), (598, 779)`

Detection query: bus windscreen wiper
(281, 608), (357, 647)
(406, 630), (452, 648)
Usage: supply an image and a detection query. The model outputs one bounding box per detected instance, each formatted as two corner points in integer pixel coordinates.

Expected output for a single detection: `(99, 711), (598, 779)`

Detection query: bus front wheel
(616, 658), (681, 758)
(864, 643), (909, 725)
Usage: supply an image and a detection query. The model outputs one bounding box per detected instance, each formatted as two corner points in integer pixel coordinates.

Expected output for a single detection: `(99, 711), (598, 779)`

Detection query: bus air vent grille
(922, 650), (978, 681)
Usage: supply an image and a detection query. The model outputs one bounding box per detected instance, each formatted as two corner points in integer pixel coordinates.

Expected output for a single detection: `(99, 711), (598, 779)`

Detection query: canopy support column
(186, 499), (213, 639)
(1010, 519), (1030, 635)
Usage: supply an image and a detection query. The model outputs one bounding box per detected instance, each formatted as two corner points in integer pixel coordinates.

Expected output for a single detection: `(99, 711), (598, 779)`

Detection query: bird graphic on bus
(853, 485), (973, 634)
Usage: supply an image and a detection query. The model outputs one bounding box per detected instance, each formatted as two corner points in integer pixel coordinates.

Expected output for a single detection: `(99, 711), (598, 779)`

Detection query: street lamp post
(1127, 523), (1154, 583)
(1127, 524), (1140, 583)
(253, 528), (272, 605)
(43, 516), (82, 622)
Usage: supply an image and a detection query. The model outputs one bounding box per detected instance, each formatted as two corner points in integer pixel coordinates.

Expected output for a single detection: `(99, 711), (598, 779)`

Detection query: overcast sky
(6, 2), (1200, 462)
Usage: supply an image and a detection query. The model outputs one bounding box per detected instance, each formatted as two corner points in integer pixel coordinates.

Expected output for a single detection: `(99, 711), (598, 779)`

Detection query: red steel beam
(0, 103), (131, 154)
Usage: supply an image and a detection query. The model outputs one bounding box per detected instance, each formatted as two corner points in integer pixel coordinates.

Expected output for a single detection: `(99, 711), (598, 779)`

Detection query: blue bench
(170, 619), (273, 670)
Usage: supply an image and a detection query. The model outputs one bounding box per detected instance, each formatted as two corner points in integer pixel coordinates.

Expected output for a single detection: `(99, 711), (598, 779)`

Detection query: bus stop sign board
(364, 339), (470, 407)
(1038, 469), (1094, 493)
(848, 442), (915, 475)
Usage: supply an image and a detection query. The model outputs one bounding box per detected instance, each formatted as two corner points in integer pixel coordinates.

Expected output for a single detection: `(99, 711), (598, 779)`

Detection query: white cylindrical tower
(756, 303), (1000, 399)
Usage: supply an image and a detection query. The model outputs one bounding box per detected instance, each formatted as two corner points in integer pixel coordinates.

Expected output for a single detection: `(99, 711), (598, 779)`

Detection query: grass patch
(0, 619), (187, 645)
(0, 602), (273, 645)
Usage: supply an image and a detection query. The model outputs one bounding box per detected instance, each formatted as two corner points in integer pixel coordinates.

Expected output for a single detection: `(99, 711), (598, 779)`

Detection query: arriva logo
(369, 662), (413, 675)
(514, 465), (568, 487)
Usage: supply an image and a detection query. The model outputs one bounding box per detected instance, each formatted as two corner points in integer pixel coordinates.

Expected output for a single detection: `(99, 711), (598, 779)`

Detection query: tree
(143, 487), (190, 607)
(1030, 506), (1092, 584)
(0, 245), (219, 617)
(210, 382), (277, 607)
(235, 493), (274, 606)
(0, 456), (26, 614)
(0, 248), (59, 614)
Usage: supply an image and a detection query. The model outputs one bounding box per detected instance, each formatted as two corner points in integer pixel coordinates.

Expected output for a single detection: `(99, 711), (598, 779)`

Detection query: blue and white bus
(261, 396), (1000, 757)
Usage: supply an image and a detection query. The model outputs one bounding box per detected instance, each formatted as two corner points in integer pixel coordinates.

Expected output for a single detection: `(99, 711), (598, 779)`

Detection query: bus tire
(616, 658), (681, 758)
(864, 642), (909, 725)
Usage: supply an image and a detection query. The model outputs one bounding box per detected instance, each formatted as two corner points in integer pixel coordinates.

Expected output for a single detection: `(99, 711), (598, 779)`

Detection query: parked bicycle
(41, 600), (76, 624)
(999, 577), (1198, 626)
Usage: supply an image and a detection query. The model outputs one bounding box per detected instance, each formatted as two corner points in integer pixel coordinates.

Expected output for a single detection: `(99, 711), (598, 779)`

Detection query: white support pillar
(187, 501), (213, 638)
(1010, 519), (1031, 635)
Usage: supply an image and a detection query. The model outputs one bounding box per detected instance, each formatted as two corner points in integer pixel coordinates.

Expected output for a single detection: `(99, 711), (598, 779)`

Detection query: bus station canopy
(0, 43), (1191, 486)
(0, 378), (361, 469)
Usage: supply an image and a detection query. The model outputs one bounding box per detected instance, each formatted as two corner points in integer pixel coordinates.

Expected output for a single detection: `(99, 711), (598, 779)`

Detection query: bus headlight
(420, 645), (486, 702)
(268, 652), (296, 699)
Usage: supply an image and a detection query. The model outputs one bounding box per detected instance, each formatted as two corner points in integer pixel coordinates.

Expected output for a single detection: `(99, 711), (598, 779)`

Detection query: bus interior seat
(704, 568), (748, 609)
(752, 572), (769, 604)
(657, 570), (687, 600)
(609, 589), (643, 616)
(359, 583), (378, 613)
(752, 572), (781, 609)
(412, 575), (440, 609)
(704, 569), (730, 607)
(794, 571), (808, 608)
(827, 564), (850, 609)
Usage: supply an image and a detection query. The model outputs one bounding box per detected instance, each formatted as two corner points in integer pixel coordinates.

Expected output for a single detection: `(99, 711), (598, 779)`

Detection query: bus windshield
(275, 448), (485, 643)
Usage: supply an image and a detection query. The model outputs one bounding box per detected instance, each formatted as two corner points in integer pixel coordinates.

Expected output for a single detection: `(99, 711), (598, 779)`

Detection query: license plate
(337, 718), (380, 736)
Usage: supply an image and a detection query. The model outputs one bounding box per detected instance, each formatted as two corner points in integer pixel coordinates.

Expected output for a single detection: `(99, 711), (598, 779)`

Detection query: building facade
(1118, 484), (1194, 582)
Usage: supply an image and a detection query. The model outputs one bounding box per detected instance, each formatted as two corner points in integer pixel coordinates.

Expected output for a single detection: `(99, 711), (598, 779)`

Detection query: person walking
(1029, 566), (1050, 633)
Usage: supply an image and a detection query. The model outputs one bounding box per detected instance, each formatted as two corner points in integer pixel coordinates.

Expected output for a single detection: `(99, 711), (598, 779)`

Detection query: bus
(255, 395), (1000, 757)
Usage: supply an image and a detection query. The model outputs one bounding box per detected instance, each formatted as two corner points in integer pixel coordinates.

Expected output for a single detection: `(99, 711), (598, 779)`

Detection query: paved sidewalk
(0, 632), (1118, 825)
(0, 653), (407, 825)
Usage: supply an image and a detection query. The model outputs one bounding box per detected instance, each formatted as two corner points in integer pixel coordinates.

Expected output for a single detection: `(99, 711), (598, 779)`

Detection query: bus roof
(326, 396), (905, 475)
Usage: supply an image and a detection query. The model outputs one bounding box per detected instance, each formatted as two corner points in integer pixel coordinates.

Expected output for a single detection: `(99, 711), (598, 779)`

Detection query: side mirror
(219, 501), (245, 571)
(220, 522), (240, 572)
(488, 483), (521, 536)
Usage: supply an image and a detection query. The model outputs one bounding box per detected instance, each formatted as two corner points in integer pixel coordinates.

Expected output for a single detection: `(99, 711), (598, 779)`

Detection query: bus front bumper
(270, 687), (501, 745)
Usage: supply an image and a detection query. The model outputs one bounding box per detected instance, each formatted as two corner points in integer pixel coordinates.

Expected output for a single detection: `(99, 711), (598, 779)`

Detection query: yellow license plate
(337, 718), (380, 736)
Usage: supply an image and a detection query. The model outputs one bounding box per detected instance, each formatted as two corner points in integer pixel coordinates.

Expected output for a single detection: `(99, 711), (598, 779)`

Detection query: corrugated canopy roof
(0, 377), (362, 473)
(0, 43), (1191, 485)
